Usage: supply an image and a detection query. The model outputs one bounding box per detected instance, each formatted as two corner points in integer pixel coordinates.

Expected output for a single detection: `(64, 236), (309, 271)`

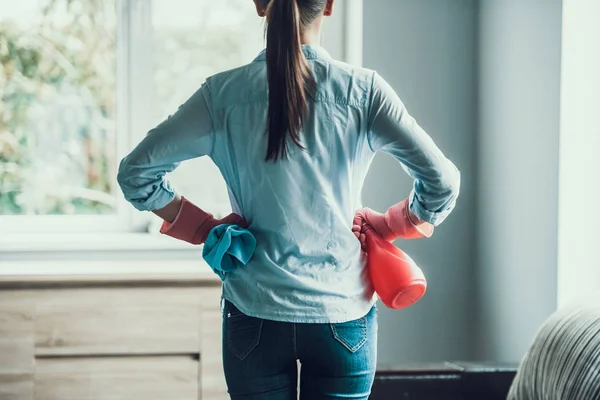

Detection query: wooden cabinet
(0, 303), (35, 400)
(0, 274), (227, 400)
(35, 357), (199, 400)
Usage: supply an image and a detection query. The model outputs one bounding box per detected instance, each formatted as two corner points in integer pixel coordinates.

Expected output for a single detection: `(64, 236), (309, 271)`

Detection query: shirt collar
(253, 44), (332, 62)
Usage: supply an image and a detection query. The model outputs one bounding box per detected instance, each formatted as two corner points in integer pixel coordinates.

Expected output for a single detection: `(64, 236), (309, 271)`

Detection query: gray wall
(363, 0), (479, 364)
(557, 0), (600, 307)
(475, 0), (562, 362)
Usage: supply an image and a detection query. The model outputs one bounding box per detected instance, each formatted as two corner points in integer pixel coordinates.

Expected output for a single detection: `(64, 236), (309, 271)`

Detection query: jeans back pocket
(225, 301), (264, 360)
(330, 316), (368, 353)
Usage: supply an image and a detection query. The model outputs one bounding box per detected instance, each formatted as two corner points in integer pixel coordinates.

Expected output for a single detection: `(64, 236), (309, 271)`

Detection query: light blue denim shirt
(118, 45), (460, 323)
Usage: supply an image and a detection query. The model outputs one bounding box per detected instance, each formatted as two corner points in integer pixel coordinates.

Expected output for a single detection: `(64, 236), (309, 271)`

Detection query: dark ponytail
(264, 0), (319, 162)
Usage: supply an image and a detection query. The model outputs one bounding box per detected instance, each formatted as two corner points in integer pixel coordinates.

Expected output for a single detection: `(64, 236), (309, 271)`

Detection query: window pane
(150, 0), (264, 218)
(0, 0), (117, 215)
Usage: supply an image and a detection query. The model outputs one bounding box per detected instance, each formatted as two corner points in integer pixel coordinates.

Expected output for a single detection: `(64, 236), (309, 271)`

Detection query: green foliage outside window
(0, 0), (116, 215)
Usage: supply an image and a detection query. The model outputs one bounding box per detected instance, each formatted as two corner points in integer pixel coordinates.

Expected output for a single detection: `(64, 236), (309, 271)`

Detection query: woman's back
(206, 45), (378, 322)
(118, 44), (460, 323)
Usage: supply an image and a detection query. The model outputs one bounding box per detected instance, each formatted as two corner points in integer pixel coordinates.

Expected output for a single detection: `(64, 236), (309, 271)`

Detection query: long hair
(264, 0), (326, 161)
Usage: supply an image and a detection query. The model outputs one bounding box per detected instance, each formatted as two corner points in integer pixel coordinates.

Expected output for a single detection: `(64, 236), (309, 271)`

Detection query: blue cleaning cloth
(202, 224), (257, 280)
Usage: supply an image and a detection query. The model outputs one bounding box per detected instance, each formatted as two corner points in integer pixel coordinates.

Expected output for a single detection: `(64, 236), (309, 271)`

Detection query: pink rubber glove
(160, 197), (247, 245)
(352, 198), (434, 250)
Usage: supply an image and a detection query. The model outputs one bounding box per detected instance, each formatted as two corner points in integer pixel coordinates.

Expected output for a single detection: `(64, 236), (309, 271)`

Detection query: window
(0, 0), (118, 229)
(0, 0), (363, 247)
(0, 0), (264, 235)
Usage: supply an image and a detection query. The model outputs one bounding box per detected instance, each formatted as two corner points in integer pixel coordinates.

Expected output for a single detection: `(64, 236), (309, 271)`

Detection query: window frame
(0, 0), (364, 252)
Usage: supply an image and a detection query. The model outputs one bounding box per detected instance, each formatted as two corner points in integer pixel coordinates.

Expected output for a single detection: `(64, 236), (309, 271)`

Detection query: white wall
(557, 0), (600, 307)
(320, 2), (345, 61)
(363, 0), (478, 364)
(475, 0), (563, 362)
(321, 0), (363, 65)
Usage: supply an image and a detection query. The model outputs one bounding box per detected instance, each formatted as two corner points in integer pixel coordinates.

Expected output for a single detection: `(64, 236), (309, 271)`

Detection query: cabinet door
(34, 287), (202, 356)
(200, 307), (228, 400)
(0, 301), (35, 400)
(0, 374), (33, 400)
(34, 356), (198, 400)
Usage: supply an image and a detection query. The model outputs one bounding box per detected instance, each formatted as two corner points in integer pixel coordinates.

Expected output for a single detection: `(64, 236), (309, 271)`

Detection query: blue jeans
(222, 301), (378, 399)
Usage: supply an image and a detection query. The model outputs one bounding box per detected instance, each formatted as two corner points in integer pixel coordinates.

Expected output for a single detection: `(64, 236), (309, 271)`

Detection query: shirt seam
(201, 80), (216, 158)
(366, 71), (378, 154)
(325, 102), (336, 253)
(253, 56), (322, 62)
(209, 94), (368, 111)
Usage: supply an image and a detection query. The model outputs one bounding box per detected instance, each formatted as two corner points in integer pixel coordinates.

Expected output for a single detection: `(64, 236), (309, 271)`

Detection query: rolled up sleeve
(367, 73), (460, 226)
(117, 84), (214, 211)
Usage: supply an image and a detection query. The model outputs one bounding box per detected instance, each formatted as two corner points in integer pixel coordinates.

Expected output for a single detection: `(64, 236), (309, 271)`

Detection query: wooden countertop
(0, 260), (221, 288)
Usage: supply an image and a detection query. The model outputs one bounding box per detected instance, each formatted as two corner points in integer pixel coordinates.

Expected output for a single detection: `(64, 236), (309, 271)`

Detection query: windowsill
(0, 233), (212, 276)
(0, 259), (216, 279)
(0, 232), (198, 253)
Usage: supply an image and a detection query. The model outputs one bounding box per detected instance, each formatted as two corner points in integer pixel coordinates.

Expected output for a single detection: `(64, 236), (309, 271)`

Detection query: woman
(118, 0), (460, 398)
